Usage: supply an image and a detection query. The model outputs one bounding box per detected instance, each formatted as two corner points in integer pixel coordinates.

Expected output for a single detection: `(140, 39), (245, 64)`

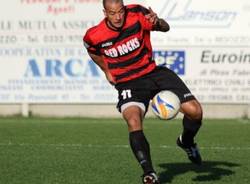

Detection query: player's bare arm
(88, 52), (115, 85)
(146, 7), (170, 32)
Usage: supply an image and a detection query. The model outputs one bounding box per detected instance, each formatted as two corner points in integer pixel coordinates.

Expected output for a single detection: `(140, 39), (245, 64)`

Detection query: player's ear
(103, 9), (107, 17)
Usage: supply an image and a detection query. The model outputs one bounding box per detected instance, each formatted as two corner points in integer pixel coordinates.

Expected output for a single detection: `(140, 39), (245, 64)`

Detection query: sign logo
(159, 0), (237, 28)
(24, 59), (101, 78)
(153, 51), (185, 75)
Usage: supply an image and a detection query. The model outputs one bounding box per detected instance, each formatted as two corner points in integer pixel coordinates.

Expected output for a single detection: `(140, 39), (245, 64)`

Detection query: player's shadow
(158, 161), (240, 183)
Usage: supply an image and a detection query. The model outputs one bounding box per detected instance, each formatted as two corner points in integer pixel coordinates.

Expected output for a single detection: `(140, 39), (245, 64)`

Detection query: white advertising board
(153, 48), (250, 103)
(0, 0), (249, 103)
(0, 0), (117, 103)
(149, 0), (250, 104)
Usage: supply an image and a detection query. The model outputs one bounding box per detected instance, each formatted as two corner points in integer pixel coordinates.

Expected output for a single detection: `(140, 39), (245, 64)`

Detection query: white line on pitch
(0, 143), (250, 150)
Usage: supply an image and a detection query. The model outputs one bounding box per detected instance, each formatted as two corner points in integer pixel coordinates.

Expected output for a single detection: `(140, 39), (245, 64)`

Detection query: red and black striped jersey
(83, 4), (156, 83)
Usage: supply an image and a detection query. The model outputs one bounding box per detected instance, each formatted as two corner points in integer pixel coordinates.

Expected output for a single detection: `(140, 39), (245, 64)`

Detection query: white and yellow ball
(151, 90), (180, 120)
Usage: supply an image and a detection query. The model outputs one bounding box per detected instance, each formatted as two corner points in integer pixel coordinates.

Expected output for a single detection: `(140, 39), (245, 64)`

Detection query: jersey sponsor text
(104, 38), (140, 57)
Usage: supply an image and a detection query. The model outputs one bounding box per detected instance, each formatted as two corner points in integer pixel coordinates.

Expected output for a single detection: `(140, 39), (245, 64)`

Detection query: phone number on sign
(0, 35), (17, 44)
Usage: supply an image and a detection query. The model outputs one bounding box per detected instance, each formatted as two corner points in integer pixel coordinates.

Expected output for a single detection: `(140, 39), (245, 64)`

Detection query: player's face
(104, 1), (125, 29)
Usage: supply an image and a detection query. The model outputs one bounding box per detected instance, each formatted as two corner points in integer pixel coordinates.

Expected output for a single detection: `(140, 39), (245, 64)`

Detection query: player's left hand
(145, 7), (159, 25)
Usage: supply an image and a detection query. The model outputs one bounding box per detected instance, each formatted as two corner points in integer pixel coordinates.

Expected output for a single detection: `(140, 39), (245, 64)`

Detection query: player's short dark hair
(103, 0), (124, 9)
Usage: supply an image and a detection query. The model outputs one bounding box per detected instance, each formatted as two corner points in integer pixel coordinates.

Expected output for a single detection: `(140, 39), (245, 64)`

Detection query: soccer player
(83, 0), (203, 183)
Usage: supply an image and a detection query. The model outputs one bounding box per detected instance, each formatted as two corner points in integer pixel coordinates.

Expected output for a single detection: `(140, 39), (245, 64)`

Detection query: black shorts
(115, 66), (196, 113)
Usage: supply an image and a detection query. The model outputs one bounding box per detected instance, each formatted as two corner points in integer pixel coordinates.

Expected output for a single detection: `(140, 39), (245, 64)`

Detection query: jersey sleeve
(83, 30), (101, 56)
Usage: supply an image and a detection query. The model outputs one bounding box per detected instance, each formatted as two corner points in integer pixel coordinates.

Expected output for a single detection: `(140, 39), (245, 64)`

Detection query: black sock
(129, 130), (154, 174)
(182, 116), (202, 146)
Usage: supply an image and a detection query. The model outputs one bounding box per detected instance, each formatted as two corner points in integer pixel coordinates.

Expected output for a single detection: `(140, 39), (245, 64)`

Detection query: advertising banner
(0, 0), (118, 103)
(153, 48), (250, 103)
(149, 0), (250, 103)
(0, 0), (249, 103)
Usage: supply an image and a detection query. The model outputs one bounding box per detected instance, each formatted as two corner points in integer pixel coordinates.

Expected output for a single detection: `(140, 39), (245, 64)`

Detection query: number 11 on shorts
(121, 89), (132, 99)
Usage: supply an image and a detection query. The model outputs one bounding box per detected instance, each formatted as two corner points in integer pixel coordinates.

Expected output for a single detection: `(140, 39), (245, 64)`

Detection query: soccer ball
(151, 90), (181, 120)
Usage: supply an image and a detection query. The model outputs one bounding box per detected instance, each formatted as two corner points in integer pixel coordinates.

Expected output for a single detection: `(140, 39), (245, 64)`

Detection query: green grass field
(0, 117), (250, 184)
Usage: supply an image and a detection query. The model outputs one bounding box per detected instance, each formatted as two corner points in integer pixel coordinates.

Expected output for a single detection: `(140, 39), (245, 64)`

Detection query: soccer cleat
(177, 135), (202, 165)
(142, 172), (160, 184)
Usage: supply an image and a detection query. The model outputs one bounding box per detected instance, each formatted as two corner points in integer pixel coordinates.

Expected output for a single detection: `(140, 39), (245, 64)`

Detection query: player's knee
(122, 106), (144, 131)
(123, 111), (142, 131)
(188, 104), (203, 121)
(182, 100), (203, 121)
(126, 116), (142, 131)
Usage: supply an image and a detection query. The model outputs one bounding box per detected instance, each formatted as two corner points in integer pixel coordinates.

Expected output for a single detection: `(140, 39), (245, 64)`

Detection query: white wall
(0, 104), (249, 119)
